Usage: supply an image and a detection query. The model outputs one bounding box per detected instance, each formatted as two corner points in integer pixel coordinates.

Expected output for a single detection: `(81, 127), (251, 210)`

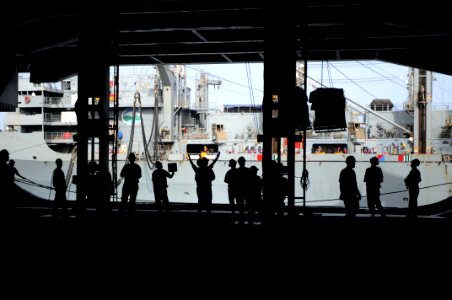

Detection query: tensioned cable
(328, 63), (378, 99)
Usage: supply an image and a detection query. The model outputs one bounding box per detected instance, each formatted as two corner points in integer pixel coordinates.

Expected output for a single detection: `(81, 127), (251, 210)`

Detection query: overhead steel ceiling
(3, 1), (452, 82)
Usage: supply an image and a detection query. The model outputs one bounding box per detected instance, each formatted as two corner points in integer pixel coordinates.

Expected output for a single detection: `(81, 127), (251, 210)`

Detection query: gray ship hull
(7, 138), (452, 210)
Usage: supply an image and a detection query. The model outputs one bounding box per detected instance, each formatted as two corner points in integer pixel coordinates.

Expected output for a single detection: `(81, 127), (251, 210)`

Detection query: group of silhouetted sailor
(118, 152), (177, 214)
(0, 148), (70, 218)
(115, 152), (424, 220)
(224, 156), (289, 224)
(120, 151), (287, 222)
(0, 147), (423, 220)
(224, 156), (264, 223)
(340, 155), (421, 218)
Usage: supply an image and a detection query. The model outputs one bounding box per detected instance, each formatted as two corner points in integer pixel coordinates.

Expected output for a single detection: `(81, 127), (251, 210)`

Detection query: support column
(263, 5), (297, 219)
(76, 14), (111, 212)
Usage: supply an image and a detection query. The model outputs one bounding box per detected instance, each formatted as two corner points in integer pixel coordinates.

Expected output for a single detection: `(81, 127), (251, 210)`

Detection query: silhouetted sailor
(8, 160), (26, 180)
(188, 152), (220, 213)
(247, 165), (262, 224)
(152, 161), (174, 213)
(339, 155), (361, 218)
(0, 149), (15, 215)
(364, 157), (385, 217)
(235, 156), (250, 223)
(224, 159), (238, 215)
(52, 158), (67, 217)
(120, 153), (142, 213)
(404, 158), (422, 218)
(94, 164), (114, 216)
(262, 160), (287, 223)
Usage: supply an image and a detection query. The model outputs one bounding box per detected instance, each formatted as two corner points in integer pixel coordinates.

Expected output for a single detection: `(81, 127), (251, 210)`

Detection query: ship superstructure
(5, 75), (78, 153)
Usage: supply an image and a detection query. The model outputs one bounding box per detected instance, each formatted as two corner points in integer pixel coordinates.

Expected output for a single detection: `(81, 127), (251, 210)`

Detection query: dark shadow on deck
(5, 203), (452, 277)
(9, 183), (452, 254)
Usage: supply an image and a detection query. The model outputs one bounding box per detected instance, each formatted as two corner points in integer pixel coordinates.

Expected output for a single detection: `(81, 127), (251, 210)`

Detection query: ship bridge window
(187, 143), (218, 154)
(312, 143), (348, 154)
(370, 99), (394, 111)
(212, 123), (224, 131)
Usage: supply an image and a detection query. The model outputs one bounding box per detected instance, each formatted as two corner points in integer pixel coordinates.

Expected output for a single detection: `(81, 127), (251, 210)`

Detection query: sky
(2, 60), (452, 130)
(187, 61), (452, 110)
(0, 112), (5, 129)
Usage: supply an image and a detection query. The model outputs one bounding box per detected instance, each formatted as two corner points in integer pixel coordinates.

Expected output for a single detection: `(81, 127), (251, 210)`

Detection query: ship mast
(152, 73), (160, 160)
(194, 71), (221, 130)
(407, 68), (433, 154)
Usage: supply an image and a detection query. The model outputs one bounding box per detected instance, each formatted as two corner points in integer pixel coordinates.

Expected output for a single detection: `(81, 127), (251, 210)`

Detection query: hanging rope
(126, 90), (158, 173)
